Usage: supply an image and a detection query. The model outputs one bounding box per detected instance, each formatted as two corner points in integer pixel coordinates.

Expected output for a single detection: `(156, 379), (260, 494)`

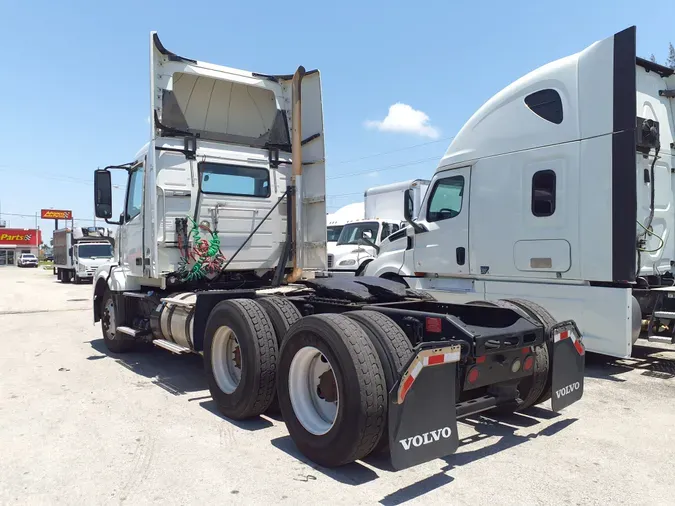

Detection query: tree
(667, 43), (675, 69)
(649, 54), (657, 63)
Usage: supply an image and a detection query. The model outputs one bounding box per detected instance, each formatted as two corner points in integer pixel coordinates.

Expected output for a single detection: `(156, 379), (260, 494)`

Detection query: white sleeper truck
(91, 32), (584, 471)
(365, 26), (675, 359)
(54, 227), (114, 283)
(328, 179), (428, 276)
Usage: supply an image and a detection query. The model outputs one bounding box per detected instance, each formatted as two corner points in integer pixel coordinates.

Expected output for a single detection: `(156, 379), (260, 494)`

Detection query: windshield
(78, 243), (113, 258)
(337, 222), (379, 246)
(22, 255), (36, 259)
(327, 226), (344, 242)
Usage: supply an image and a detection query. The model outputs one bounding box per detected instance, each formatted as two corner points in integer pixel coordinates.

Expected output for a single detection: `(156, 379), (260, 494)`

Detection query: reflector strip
(554, 328), (584, 356)
(397, 345), (461, 403)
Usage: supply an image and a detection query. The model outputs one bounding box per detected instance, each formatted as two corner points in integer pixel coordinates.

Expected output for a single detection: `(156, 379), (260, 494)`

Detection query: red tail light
(523, 355), (534, 371)
(467, 367), (480, 384)
(426, 317), (442, 333)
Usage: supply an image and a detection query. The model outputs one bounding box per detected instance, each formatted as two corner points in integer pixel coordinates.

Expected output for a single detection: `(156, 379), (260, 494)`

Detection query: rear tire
(101, 290), (134, 353)
(257, 297), (302, 345)
(204, 299), (278, 420)
(277, 314), (386, 467)
(501, 298), (555, 409)
(345, 310), (413, 453)
(257, 296), (302, 413)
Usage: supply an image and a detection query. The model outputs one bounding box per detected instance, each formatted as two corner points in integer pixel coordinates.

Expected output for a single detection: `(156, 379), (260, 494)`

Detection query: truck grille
(327, 254), (334, 268)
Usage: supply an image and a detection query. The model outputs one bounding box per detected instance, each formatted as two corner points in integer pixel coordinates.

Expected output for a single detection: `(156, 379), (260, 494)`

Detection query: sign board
(0, 228), (42, 246)
(41, 209), (72, 220)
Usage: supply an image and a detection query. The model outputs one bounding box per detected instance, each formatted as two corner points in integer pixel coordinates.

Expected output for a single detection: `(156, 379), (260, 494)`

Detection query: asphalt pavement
(1, 266), (674, 505)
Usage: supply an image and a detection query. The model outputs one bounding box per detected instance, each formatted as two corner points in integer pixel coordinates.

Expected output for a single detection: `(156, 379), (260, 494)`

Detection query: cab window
(381, 223), (392, 240)
(199, 162), (270, 198)
(427, 175), (464, 222)
(125, 163), (144, 221)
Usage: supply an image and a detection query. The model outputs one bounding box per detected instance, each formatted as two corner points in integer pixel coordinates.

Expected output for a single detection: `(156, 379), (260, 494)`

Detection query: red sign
(0, 228), (42, 246)
(41, 209), (72, 220)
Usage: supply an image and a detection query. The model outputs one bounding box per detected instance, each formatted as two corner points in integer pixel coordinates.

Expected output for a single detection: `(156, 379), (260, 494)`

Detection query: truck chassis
(94, 275), (584, 470)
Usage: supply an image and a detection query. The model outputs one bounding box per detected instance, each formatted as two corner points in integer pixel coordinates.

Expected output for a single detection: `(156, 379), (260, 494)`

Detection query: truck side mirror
(94, 170), (113, 219)
(403, 189), (414, 223)
(403, 189), (426, 233)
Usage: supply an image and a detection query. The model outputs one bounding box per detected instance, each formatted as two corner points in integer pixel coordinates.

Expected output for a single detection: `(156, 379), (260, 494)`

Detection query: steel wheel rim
(288, 346), (339, 435)
(102, 298), (116, 339)
(211, 326), (242, 394)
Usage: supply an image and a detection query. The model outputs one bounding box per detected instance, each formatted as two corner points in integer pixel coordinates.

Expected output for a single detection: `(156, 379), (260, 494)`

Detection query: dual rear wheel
(203, 298), (413, 467)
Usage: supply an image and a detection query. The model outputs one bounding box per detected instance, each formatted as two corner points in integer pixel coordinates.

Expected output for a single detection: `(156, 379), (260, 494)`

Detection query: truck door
(120, 162), (145, 277)
(413, 166), (470, 275)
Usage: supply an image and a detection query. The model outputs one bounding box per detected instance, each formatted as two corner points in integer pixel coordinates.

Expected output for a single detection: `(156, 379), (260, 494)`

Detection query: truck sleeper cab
(91, 32), (584, 472)
(365, 26), (675, 359)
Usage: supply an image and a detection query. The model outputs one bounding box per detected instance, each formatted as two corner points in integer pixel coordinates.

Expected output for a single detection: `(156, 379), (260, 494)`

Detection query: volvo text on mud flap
(388, 344), (461, 471)
(551, 321), (585, 412)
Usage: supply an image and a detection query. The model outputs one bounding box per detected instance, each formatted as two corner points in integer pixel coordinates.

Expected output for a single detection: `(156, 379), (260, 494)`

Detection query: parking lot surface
(1, 266), (674, 505)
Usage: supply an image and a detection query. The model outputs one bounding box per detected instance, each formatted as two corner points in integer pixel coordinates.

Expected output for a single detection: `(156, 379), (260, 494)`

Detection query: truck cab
(326, 202), (365, 248)
(328, 179), (428, 276)
(328, 218), (402, 275)
(73, 240), (114, 278)
(92, 32), (326, 297)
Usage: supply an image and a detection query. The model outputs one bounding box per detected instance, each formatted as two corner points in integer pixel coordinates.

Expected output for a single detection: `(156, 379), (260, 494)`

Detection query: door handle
(456, 247), (466, 266)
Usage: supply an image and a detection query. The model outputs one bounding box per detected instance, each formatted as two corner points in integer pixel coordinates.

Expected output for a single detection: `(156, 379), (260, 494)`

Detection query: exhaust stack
(286, 66), (305, 283)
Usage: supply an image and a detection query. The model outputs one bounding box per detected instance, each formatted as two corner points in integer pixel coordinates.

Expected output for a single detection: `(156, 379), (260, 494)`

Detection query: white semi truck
(53, 227), (114, 283)
(328, 179), (428, 275)
(91, 32), (584, 471)
(365, 26), (675, 359)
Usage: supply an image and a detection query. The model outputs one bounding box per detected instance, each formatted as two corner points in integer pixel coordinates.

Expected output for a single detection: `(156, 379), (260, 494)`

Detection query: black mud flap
(550, 320), (585, 412)
(388, 343), (461, 471)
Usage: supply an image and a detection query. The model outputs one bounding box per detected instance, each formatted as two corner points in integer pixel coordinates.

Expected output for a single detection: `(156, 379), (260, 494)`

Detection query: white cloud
(365, 103), (440, 139)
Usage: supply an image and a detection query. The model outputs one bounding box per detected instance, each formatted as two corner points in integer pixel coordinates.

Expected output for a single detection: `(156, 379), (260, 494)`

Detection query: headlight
(79, 264), (86, 271)
(339, 259), (357, 266)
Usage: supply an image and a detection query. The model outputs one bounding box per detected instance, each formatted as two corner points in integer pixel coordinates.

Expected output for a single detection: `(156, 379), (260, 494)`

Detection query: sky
(0, 0), (672, 242)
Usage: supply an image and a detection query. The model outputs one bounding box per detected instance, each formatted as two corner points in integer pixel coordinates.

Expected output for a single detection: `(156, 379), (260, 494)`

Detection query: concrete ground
(1, 266), (674, 506)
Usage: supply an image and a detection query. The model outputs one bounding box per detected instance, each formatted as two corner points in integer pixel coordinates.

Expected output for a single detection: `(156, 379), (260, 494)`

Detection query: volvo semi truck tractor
(365, 26), (675, 359)
(91, 32), (584, 471)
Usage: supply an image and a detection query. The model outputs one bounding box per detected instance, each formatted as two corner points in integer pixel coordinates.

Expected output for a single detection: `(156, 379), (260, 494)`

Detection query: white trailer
(365, 26), (675, 358)
(90, 32), (584, 472)
(328, 179), (428, 275)
(53, 227), (114, 284)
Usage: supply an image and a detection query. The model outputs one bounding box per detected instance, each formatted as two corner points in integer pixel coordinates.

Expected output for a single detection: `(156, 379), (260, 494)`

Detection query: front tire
(204, 299), (278, 420)
(101, 290), (134, 353)
(278, 314), (386, 467)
